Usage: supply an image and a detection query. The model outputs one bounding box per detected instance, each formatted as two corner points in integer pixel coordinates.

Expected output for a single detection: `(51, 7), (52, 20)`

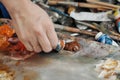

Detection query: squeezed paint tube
(55, 40), (65, 51)
(70, 11), (111, 21)
(95, 32), (119, 47)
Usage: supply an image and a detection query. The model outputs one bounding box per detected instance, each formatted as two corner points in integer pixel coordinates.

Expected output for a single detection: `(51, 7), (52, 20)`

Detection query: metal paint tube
(55, 40), (65, 51)
(95, 32), (119, 47)
(70, 11), (111, 21)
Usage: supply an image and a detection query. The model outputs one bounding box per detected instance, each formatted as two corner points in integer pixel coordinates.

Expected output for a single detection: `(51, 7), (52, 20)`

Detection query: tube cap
(114, 9), (120, 19)
(95, 32), (103, 40)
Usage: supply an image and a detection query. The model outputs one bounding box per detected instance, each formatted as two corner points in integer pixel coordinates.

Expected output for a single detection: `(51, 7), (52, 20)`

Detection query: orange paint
(64, 41), (80, 52)
(0, 24), (15, 37)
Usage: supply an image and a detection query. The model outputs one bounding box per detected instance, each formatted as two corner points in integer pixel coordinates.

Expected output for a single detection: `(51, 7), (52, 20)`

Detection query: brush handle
(87, 0), (120, 9)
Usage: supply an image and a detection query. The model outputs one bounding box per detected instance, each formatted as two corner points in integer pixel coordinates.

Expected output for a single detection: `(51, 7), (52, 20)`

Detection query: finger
(11, 19), (33, 51)
(37, 30), (52, 53)
(45, 23), (58, 49)
(30, 41), (42, 53)
(29, 34), (41, 52)
(21, 41), (33, 51)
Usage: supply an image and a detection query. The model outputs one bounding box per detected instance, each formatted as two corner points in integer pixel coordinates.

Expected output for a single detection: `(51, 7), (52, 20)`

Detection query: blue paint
(0, 2), (11, 19)
(117, 21), (120, 33)
(97, 34), (112, 45)
(50, 7), (69, 17)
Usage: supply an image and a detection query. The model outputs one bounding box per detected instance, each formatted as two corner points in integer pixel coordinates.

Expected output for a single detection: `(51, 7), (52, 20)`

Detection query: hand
(2, 1), (58, 53)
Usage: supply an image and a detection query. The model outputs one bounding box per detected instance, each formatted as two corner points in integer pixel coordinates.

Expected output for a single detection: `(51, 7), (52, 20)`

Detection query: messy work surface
(1, 0), (120, 80)
(0, 20), (120, 80)
(0, 38), (120, 80)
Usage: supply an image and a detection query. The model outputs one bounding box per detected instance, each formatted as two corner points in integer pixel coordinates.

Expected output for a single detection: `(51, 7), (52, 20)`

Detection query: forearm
(1, 0), (58, 54)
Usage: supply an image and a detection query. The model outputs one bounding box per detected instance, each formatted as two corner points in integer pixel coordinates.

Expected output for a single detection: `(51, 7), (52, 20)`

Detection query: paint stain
(23, 70), (39, 80)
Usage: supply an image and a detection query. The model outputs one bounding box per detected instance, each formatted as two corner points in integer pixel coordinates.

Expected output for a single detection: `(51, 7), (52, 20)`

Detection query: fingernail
(27, 48), (33, 52)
